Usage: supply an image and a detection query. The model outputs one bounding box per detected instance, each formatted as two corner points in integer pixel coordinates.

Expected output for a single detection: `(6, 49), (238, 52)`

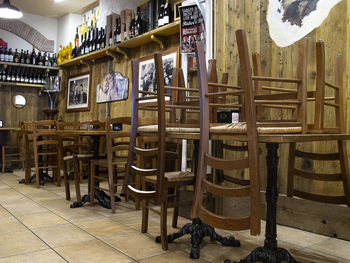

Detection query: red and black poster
(179, 4), (205, 54)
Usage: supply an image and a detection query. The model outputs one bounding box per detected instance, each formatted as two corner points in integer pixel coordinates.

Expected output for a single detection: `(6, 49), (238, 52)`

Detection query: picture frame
(66, 72), (91, 112)
(96, 72), (129, 103)
(138, 46), (179, 102)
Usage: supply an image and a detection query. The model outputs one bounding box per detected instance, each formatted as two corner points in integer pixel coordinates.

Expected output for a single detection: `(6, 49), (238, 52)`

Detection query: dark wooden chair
(124, 55), (195, 250)
(57, 121), (93, 201)
(30, 120), (61, 188)
(1, 125), (24, 173)
(192, 34), (261, 238)
(89, 117), (131, 213)
(287, 40), (350, 206)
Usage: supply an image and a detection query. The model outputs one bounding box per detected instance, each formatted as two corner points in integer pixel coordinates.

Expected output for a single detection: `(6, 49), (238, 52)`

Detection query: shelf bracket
(116, 47), (131, 60)
(106, 50), (121, 63)
(80, 59), (94, 69)
(151, 34), (167, 50)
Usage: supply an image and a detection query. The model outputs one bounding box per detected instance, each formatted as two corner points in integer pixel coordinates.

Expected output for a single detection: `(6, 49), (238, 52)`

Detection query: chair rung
(202, 179), (250, 198)
(222, 174), (250, 186)
(131, 166), (157, 176)
(255, 100), (301, 105)
(325, 81), (339, 89)
(127, 185), (155, 199)
(133, 147), (158, 157)
(255, 92), (297, 101)
(205, 154), (249, 170)
(294, 150), (340, 160)
(148, 206), (161, 215)
(293, 168), (342, 181)
(197, 205), (250, 231)
(252, 75), (301, 83)
(167, 200), (193, 208)
(293, 190), (347, 204)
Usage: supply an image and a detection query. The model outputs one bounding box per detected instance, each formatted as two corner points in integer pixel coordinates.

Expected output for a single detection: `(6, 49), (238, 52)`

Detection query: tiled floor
(0, 171), (349, 263)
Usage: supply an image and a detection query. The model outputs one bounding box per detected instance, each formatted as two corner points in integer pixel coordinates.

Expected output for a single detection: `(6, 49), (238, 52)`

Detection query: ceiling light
(0, 0), (23, 19)
(54, 0), (64, 2)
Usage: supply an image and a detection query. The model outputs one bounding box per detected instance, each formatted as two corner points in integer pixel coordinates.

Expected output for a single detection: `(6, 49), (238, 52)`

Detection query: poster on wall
(96, 72), (129, 103)
(267, 0), (341, 47)
(179, 4), (205, 54)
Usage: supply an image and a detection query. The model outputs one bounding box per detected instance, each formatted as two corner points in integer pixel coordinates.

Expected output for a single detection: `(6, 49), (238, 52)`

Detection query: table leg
(231, 143), (299, 263)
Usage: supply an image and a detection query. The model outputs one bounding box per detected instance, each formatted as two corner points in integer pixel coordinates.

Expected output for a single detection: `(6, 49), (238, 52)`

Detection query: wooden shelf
(0, 81), (45, 88)
(0, 61), (59, 71)
(59, 21), (180, 68)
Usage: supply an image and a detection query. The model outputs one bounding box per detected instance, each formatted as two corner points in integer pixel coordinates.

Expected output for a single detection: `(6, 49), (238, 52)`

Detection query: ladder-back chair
(287, 40), (350, 206)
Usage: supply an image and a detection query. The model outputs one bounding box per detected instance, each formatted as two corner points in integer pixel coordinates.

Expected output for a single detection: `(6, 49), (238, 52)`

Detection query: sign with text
(179, 4), (205, 54)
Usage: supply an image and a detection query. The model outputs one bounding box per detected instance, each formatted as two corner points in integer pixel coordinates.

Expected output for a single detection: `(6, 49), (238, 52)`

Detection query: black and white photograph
(138, 47), (179, 102)
(66, 73), (90, 111)
(267, 0), (341, 47)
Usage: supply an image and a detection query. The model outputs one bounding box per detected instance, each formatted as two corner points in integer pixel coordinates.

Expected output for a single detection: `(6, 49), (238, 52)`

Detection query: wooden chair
(1, 125), (24, 173)
(287, 40), (350, 206)
(192, 34), (261, 238)
(30, 120), (61, 188)
(89, 117), (131, 213)
(56, 121), (93, 201)
(124, 56), (195, 250)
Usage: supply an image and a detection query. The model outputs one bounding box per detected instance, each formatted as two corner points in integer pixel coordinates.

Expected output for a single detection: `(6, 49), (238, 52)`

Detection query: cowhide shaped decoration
(267, 0), (341, 47)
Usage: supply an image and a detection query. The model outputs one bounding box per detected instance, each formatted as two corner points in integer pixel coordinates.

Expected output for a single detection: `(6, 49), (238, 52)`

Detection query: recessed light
(54, 0), (64, 3)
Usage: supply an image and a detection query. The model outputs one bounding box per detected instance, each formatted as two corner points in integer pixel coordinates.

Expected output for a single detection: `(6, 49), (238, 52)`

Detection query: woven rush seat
(62, 153), (93, 161)
(144, 171), (194, 184)
(210, 122), (302, 134)
(137, 124), (200, 133)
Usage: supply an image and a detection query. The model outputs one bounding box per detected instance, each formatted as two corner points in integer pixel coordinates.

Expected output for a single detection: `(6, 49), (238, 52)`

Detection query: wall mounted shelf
(0, 81), (45, 88)
(0, 61), (59, 71)
(59, 21), (180, 69)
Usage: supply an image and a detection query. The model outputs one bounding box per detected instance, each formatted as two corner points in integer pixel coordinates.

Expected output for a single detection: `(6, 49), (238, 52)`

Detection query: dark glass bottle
(130, 13), (135, 38)
(113, 18), (118, 44)
(123, 24), (127, 40)
(163, 0), (172, 25)
(31, 46), (36, 65)
(25, 50), (31, 64)
(15, 68), (20, 82)
(14, 49), (19, 63)
(6, 67), (11, 81)
(158, 0), (165, 27)
(116, 18), (121, 43)
(4, 47), (8, 62)
(8, 48), (13, 62)
(109, 26), (113, 46)
(20, 69), (24, 83)
(135, 7), (143, 36)
(20, 49), (24, 64)
(96, 28), (101, 50)
(0, 67), (4, 82)
(24, 69), (29, 83)
(101, 28), (106, 49)
(85, 31), (90, 54)
(0, 47), (3, 62)
(11, 67), (16, 82)
(37, 51), (43, 65)
(90, 28), (95, 52)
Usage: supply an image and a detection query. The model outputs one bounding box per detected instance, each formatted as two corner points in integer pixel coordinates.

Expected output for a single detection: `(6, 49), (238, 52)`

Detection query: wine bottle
(20, 69), (24, 83)
(158, 0), (165, 27)
(25, 51), (31, 64)
(163, 0), (172, 26)
(37, 51), (43, 65)
(0, 48), (3, 62)
(113, 18), (118, 44)
(96, 28), (101, 50)
(31, 46), (36, 65)
(85, 31), (90, 54)
(15, 68), (20, 82)
(74, 27), (79, 57)
(90, 28), (94, 52)
(4, 47), (8, 62)
(116, 18), (121, 43)
(135, 7), (143, 36)
(14, 49), (19, 63)
(1, 67), (5, 82)
(123, 24), (127, 41)
(24, 69), (29, 83)
(8, 48), (13, 62)
(20, 49), (24, 64)
(101, 28), (106, 49)
(130, 13), (135, 39)
(11, 67), (16, 82)
(109, 25), (113, 46)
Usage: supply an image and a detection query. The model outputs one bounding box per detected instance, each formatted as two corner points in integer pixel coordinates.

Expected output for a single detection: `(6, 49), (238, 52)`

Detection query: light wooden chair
(1, 125), (24, 173)
(89, 117), (131, 213)
(124, 56), (195, 251)
(287, 40), (350, 206)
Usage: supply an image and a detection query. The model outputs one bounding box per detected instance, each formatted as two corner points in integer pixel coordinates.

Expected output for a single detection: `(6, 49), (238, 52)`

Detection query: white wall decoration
(267, 0), (341, 47)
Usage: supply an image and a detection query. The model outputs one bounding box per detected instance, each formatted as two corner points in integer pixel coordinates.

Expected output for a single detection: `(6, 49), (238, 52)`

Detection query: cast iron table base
(70, 189), (121, 209)
(156, 218), (240, 259)
(225, 143), (300, 263)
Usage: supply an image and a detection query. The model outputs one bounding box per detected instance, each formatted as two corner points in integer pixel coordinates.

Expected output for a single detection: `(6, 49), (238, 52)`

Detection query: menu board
(179, 4), (205, 54)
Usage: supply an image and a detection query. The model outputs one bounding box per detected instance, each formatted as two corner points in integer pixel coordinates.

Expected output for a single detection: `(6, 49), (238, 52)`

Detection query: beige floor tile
(32, 223), (94, 247)
(75, 218), (135, 238)
(0, 249), (66, 263)
(0, 216), (26, 233)
(0, 230), (48, 257)
(17, 212), (67, 229)
(25, 190), (62, 202)
(294, 248), (350, 263)
(140, 250), (208, 263)
(0, 206), (11, 217)
(54, 207), (106, 223)
(2, 200), (47, 215)
(39, 199), (72, 211)
(55, 239), (134, 263)
(103, 231), (173, 259)
(306, 237), (350, 260)
(0, 188), (24, 204)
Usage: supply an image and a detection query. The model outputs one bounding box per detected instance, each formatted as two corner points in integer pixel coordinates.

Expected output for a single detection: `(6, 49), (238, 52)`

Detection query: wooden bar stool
(1, 126), (24, 173)
(287, 40), (350, 206)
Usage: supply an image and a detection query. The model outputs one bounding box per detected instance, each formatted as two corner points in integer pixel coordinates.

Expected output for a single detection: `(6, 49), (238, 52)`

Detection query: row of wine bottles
(0, 66), (50, 85)
(0, 46), (57, 67)
(158, 0), (173, 27)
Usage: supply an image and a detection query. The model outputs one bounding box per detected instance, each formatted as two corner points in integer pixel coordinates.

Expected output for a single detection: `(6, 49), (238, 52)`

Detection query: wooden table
(140, 130), (350, 262)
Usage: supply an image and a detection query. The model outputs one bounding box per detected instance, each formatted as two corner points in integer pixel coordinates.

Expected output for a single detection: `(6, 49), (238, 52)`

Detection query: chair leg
(109, 166), (116, 213)
(1, 146), (5, 173)
(141, 199), (149, 233)
(90, 162), (95, 204)
(160, 202), (168, 250)
(56, 157), (61, 187)
(74, 158), (82, 203)
(287, 142), (296, 197)
(338, 140), (350, 207)
(172, 187), (180, 228)
(63, 162), (70, 201)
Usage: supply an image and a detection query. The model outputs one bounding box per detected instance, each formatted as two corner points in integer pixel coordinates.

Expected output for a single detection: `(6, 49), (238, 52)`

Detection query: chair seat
(145, 171), (194, 184)
(91, 157), (127, 167)
(210, 122), (302, 134)
(63, 154), (94, 161)
(138, 125), (200, 133)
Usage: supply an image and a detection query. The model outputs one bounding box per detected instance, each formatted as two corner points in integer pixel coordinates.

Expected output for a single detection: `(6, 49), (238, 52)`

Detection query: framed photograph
(96, 72), (129, 103)
(66, 72), (91, 112)
(138, 47), (179, 102)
